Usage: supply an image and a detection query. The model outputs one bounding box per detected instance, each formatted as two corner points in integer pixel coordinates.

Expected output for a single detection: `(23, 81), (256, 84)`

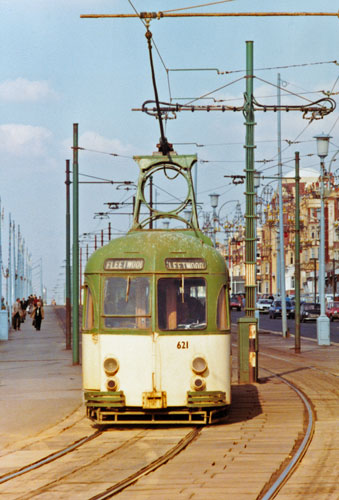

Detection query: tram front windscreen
(157, 277), (206, 330)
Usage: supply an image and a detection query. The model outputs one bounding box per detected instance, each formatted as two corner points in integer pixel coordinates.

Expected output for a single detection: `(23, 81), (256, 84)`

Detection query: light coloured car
(256, 298), (272, 314)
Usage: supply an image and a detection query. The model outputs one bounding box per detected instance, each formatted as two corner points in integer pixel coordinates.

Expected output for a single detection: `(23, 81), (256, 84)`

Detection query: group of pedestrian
(12, 295), (44, 332)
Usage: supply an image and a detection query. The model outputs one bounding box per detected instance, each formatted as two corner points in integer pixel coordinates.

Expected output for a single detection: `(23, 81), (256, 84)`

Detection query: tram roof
(85, 229), (227, 275)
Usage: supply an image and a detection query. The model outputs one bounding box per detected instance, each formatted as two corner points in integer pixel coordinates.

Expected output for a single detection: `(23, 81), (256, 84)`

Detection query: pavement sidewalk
(0, 306), (82, 449)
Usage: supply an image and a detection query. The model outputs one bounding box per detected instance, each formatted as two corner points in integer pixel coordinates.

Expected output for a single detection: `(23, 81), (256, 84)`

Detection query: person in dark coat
(12, 298), (23, 330)
(31, 301), (44, 331)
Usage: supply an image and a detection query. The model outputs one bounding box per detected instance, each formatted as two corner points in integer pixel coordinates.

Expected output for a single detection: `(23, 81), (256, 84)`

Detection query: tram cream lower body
(82, 333), (231, 407)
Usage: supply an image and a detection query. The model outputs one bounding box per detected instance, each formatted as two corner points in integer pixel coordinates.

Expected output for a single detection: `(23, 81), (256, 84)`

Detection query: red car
(326, 301), (339, 321)
(230, 295), (242, 311)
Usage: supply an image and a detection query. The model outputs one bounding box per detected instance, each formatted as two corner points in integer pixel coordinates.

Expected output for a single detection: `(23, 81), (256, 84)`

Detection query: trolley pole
(65, 159), (72, 350)
(72, 124), (80, 365)
(238, 41), (258, 383)
(295, 152), (301, 353)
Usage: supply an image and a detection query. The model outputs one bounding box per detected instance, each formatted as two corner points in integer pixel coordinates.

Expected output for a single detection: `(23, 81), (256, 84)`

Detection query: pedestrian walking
(12, 298), (23, 331)
(31, 300), (44, 331)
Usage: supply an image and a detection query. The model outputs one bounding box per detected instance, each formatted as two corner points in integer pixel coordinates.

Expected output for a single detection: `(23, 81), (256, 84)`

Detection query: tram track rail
(1, 426), (200, 500)
(89, 427), (201, 500)
(258, 369), (315, 500)
(0, 430), (102, 485)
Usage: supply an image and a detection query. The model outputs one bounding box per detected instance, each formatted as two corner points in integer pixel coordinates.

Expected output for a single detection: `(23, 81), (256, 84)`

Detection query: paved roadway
(231, 310), (339, 344)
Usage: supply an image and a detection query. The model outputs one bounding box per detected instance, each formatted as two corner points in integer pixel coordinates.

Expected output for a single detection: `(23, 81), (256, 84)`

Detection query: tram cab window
(217, 285), (229, 330)
(103, 276), (151, 329)
(84, 287), (94, 330)
(158, 277), (206, 330)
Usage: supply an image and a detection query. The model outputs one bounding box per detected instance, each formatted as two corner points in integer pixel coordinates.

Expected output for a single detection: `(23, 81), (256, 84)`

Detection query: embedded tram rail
(1, 308), (338, 499)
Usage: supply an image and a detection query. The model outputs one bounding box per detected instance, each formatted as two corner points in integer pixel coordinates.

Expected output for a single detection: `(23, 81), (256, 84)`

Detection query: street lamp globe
(184, 209), (192, 222)
(314, 133), (332, 159)
(209, 193), (220, 209)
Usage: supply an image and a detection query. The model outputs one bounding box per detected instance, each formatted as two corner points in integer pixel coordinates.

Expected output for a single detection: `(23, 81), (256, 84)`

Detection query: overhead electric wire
(162, 0), (235, 13)
(329, 75), (339, 95)
(183, 76), (245, 106)
(77, 146), (134, 159)
(254, 76), (315, 104)
(328, 114), (339, 135)
(168, 60), (338, 75)
(152, 182), (188, 204)
(78, 172), (134, 184)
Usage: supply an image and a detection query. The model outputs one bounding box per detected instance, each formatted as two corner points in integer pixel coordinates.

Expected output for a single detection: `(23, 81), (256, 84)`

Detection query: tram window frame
(157, 277), (207, 331)
(217, 285), (230, 331)
(102, 275), (151, 330)
(84, 286), (94, 330)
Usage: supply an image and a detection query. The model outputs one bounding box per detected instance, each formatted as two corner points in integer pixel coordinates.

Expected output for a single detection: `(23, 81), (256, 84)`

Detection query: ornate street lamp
(209, 193), (220, 247)
(314, 133), (332, 346)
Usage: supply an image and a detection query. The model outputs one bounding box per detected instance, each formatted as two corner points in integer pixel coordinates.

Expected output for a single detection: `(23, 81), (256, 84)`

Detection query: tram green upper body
(83, 229), (229, 335)
(85, 229), (228, 276)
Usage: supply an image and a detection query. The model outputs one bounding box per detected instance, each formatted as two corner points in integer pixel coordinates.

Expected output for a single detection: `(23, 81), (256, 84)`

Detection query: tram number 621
(177, 341), (189, 349)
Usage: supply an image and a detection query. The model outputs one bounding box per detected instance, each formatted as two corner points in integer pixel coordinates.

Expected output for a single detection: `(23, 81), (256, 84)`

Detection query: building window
(290, 254), (294, 265)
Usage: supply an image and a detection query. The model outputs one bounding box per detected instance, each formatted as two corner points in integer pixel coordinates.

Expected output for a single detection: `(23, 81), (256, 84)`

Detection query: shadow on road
(228, 384), (262, 424)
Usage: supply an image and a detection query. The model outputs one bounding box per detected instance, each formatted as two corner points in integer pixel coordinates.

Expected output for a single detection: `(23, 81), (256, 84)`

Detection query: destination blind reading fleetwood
(165, 258), (207, 270)
(104, 259), (144, 271)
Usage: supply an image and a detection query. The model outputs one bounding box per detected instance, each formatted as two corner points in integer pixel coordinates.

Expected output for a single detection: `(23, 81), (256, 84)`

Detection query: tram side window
(84, 287), (94, 330)
(103, 277), (151, 329)
(217, 285), (229, 330)
(158, 278), (206, 330)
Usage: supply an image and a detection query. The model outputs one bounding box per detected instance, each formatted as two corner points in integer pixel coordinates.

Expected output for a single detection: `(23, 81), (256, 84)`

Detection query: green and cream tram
(82, 154), (231, 424)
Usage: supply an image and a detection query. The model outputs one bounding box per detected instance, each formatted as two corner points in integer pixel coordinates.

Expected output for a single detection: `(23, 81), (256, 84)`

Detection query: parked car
(256, 298), (273, 314)
(289, 300), (295, 319)
(230, 295), (242, 311)
(300, 302), (320, 322)
(326, 301), (339, 321)
(269, 299), (293, 319)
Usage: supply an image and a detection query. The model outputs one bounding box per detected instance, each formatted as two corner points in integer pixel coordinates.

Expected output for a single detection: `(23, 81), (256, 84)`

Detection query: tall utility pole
(277, 73), (288, 337)
(12, 221), (16, 300)
(238, 41), (258, 383)
(8, 215), (12, 320)
(40, 257), (43, 299)
(0, 198), (2, 305)
(65, 159), (72, 350)
(0, 198), (8, 341)
(295, 152), (301, 353)
(72, 123), (80, 365)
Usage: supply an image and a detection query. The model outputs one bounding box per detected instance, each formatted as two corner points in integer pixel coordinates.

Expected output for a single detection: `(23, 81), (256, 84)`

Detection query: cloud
(0, 78), (57, 102)
(0, 124), (52, 156)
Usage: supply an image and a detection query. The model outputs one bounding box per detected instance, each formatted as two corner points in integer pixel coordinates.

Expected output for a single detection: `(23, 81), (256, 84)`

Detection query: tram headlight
(103, 357), (119, 376)
(191, 376), (206, 391)
(191, 355), (208, 375)
(106, 377), (119, 392)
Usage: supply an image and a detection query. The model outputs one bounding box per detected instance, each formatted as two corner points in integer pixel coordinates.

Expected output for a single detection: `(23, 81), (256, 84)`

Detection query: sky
(0, 0), (338, 303)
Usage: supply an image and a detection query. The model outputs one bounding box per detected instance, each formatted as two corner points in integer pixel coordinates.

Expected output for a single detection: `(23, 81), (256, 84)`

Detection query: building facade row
(218, 169), (339, 299)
